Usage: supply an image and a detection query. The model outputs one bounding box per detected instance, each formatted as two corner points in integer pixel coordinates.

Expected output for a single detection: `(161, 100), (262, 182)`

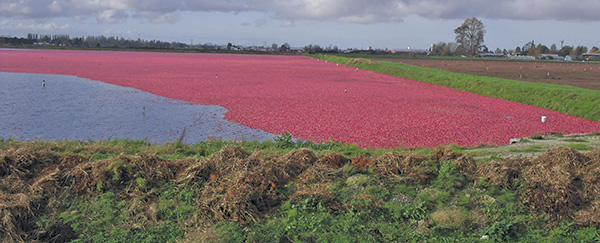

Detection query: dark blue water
(0, 72), (276, 143)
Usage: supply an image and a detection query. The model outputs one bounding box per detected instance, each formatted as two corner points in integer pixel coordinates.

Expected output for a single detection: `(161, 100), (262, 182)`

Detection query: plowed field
(378, 58), (600, 90)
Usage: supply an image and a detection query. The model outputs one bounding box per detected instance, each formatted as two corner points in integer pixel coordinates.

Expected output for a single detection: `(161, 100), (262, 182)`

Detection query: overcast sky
(1, 0), (599, 50)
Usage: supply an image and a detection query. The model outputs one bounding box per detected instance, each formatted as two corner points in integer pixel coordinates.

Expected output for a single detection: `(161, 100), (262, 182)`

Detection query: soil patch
(378, 58), (600, 90)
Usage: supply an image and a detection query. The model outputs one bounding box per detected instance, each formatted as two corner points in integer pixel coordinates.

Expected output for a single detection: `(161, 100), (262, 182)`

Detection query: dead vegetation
(1, 143), (600, 241)
(475, 147), (600, 224)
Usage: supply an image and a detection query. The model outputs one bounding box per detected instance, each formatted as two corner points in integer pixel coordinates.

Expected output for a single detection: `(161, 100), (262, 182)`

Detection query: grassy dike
(1, 136), (600, 242)
(315, 55), (600, 122)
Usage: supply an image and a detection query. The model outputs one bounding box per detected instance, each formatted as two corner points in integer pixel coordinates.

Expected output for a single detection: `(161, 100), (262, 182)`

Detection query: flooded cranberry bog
(1, 49), (599, 148)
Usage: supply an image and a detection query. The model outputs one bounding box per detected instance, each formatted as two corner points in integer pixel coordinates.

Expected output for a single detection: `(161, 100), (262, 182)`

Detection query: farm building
(583, 53), (600, 60)
(477, 52), (506, 58)
(539, 54), (564, 60)
(389, 48), (429, 55)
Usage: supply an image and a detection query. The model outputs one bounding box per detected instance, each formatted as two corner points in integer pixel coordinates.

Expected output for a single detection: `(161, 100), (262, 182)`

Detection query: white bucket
(541, 116), (547, 123)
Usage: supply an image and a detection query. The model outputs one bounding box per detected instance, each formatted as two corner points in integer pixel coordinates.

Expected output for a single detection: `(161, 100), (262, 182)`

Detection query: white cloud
(97, 9), (128, 23)
(281, 20), (295, 27)
(133, 11), (180, 24)
(255, 17), (270, 27)
(0, 20), (70, 31)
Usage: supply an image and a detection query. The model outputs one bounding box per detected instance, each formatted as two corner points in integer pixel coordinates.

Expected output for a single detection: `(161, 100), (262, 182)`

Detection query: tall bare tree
(454, 17), (486, 55)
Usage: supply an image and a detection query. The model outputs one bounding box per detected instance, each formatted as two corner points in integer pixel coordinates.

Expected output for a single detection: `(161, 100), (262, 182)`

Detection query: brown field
(377, 58), (600, 90)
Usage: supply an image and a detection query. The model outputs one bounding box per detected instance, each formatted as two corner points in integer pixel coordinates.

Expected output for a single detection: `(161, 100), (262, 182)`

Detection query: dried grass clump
(59, 154), (89, 170)
(434, 148), (463, 162)
(63, 154), (190, 196)
(177, 158), (213, 188)
(297, 163), (337, 185)
(30, 154), (91, 193)
(453, 154), (477, 178)
(521, 148), (589, 219)
(1, 148), (59, 181)
(476, 158), (530, 188)
(319, 153), (349, 168)
(431, 207), (468, 229)
(0, 153), (10, 177)
(582, 149), (600, 206)
(585, 149), (600, 164)
(351, 154), (372, 171)
(573, 200), (600, 226)
(0, 192), (35, 243)
(373, 152), (408, 176)
(279, 148), (317, 177)
(194, 147), (316, 223)
(374, 153), (438, 184)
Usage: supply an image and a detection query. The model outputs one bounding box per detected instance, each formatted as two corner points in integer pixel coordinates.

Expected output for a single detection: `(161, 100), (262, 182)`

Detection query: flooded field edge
(0, 72), (276, 144)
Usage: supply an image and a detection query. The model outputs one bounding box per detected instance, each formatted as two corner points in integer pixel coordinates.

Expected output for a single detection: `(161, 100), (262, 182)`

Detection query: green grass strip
(314, 54), (600, 122)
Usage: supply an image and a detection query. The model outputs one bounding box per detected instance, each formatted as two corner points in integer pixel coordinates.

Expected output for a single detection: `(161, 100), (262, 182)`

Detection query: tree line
(435, 17), (599, 59)
(1, 33), (191, 49)
(2, 28), (598, 58)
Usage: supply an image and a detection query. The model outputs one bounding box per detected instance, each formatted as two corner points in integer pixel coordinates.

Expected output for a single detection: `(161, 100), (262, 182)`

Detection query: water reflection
(0, 72), (275, 143)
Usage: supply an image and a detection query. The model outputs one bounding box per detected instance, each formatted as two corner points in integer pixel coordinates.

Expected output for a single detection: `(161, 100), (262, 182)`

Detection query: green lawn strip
(314, 54), (600, 122)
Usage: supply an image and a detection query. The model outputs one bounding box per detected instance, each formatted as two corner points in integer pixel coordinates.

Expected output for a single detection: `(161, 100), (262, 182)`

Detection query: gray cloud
(1, 0), (599, 24)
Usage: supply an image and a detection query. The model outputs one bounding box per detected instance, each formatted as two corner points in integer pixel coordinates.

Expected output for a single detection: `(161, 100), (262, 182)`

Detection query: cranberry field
(2, 49), (599, 148)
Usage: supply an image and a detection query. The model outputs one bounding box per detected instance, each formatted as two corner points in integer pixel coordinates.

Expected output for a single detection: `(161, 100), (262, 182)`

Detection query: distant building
(508, 55), (536, 60)
(389, 48), (428, 55)
(539, 54), (563, 60)
(477, 52), (506, 58)
(583, 53), (600, 60)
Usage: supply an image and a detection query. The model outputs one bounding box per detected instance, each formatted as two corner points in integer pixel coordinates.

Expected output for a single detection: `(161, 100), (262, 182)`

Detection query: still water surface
(0, 72), (275, 143)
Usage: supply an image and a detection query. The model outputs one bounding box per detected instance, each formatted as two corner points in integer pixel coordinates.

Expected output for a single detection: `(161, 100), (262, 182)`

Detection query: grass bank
(1, 136), (599, 242)
(315, 55), (600, 122)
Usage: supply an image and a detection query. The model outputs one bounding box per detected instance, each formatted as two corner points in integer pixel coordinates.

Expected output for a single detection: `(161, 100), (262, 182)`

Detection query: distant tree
(271, 43), (278, 51)
(515, 46), (522, 55)
(454, 45), (466, 56)
(280, 42), (291, 51)
(533, 44), (549, 58)
(571, 46), (588, 57)
(303, 44), (323, 53)
(431, 42), (447, 55)
(227, 42), (232, 50)
(550, 44), (558, 54)
(558, 45), (573, 57)
(591, 46), (599, 53)
(454, 17), (486, 55)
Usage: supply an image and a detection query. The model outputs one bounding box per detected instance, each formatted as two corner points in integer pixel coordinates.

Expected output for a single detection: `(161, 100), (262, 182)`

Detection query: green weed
(509, 145), (544, 153)
(567, 143), (594, 151)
